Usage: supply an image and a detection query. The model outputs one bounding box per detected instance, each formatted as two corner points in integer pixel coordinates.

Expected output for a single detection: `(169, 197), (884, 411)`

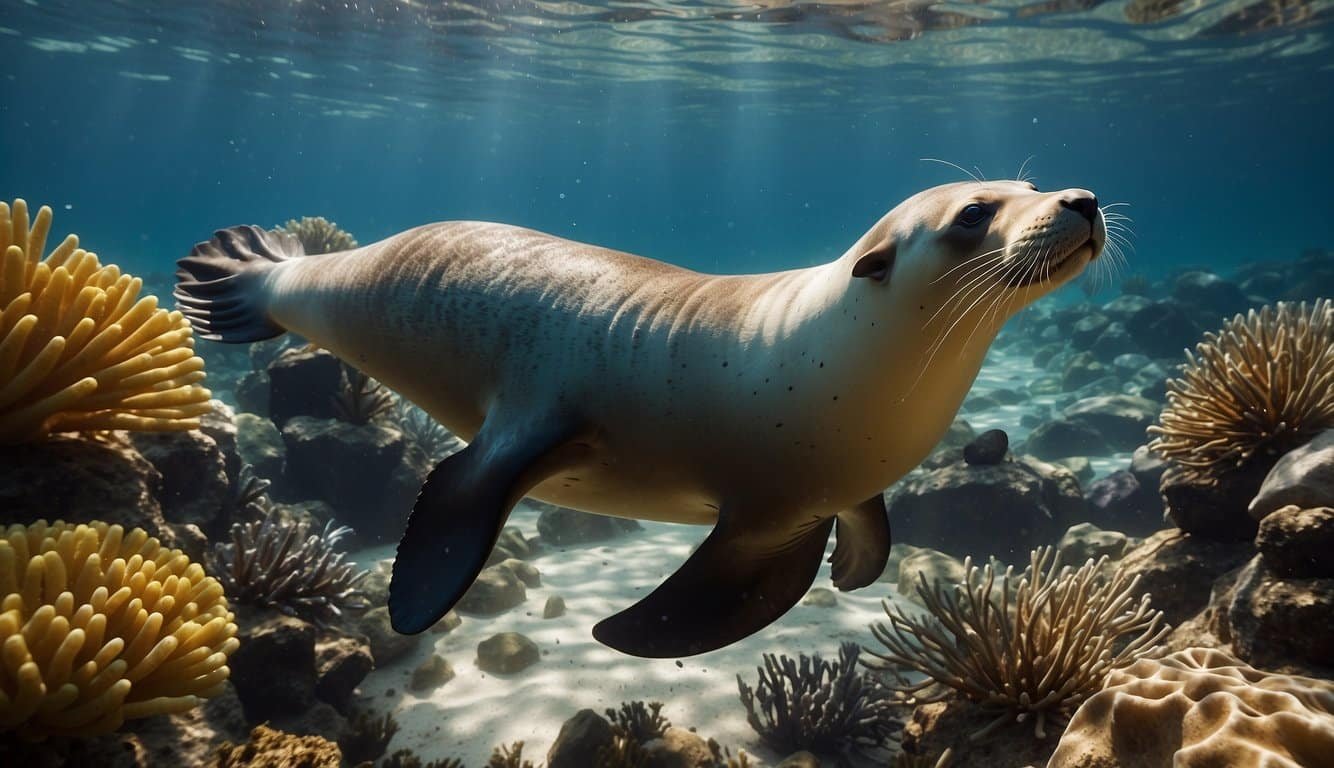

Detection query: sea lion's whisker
(1016, 155), (1036, 185)
(932, 246), (1007, 285)
(929, 257), (1011, 329)
(920, 157), (985, 184)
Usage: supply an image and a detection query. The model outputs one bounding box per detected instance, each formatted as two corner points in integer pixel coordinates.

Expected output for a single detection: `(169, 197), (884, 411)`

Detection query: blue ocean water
(2, 0), (1331, 282)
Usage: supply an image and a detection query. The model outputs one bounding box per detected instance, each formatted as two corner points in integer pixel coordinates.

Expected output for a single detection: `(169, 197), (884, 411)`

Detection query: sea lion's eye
(955, 204), (988, 227)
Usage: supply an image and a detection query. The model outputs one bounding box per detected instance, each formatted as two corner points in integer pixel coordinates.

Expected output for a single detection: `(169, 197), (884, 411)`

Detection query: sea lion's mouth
(1007, 239), (1094, 288)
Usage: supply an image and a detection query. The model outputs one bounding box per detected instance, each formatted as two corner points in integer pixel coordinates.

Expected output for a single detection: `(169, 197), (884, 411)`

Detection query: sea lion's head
(847, 179), (1107, 349)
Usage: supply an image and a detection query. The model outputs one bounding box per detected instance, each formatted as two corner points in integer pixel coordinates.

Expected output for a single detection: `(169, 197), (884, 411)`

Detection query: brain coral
(0, 520), (239, 739)
(1148, 299), (1334, 475)
(1048, 647), (1334, 768)
(0, 199), (213, 444)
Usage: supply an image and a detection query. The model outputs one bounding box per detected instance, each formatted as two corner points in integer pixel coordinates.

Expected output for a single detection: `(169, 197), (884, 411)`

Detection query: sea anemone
(1148, 299), (1334, 474)
(0, 199), (212, 444)
(867, 547), (1168, 741)
(333, 363), (396, 425)
(208, 511), (370, 624)
(737, 642), (899, 761)
(0, 520), (238, 739)
(394, 398), (465, 461)
(277, 216), (357, 255)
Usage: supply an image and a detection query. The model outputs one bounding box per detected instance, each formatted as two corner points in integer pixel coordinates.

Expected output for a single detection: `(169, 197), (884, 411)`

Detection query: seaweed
(340, 711), (399, 764)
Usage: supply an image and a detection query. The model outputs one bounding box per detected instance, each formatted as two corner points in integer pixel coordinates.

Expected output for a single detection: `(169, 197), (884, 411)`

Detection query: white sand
(351, 499), (919, 766)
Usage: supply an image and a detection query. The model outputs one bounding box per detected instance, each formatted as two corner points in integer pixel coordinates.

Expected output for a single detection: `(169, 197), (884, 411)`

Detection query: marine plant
(227, 463), (273, 519)
(487, 741), (535, 768)
(208, 510), (371, 624)
(1148, 299), (1334, 475)
(606, 700), (670, 743)
(0, 199), (212, 444)
(0, 520), (238, 739)
(339, 710), (400, 764)
(736, 642), (899, 762)
(277, 215), (358, 255)
(333, 362), (396, 425)
(395, 398), (464, 460)
(867, 546), (1169, 740)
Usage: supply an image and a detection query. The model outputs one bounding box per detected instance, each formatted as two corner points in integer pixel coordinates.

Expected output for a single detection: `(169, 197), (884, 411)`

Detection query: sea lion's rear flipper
(593, 514), (836, 658)
(174, 225), (306, 342)
(388, 416), (580, 635)
(829, 493), (891, 591)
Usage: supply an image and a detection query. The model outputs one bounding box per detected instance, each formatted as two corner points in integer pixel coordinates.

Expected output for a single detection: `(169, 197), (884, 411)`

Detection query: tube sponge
(0, 520), (239, 739)
(0, 199), (213, 444)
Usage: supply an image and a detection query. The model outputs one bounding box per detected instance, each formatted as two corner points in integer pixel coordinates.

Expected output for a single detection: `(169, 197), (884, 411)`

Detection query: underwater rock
(0, 433), (169, 539)
(547, 709), (616, 768)
(535, 501), (642, 546)
(1063, 394), (1158, 450)
(410, 654), (456, 692)
(879, 542), (922, 582)
(1086, 469), (1167, 537)
(201, 399), (242, 481)
(1161, 462), (1270, 540)
(888, 456), (1083, 562)
(354, 607), (421, 666)
(1061, 351), (1109, 391)
(431, 610), (463, 634)
(1023, 418), (1109, 460)
(1248, 429), (1334, 520)
(543, 595), (567, 618)
(1089, 322), (1138, 359)
(1130, 444), (1168, 489)
(314, 634), (374, 712)
(934, 417), (976, 453)
(1101, 294), (1153, 322)
(228, 611), (319, 723)
(962, 428), (1008, 465)
(1215, 555), (1334, 673)
(641, 726), (716, 768)
(279, 416), (412, 541)
(487, 525), (539, 564)
(1070, 312), (1111, 348)
(129, 427), (231, 534)
(1124, 300), (1204, 359)
(236, 412), (285, 483)
(234, 370), (270, 416)
(1255, 506), (1334, 578)
(267, 346), (344, 427)
(1049, 648), (1334, 768)
(1115, 529), (1253, 626)
(1171, 270), (1250, 318)
(457, 563), (527, 615)
(1054, 456), (1094, 485)
(897, 548), (966, 604)
(476, 632), (541, 674)
(1057, 523), (1128, 565)
(130, 682), (249, 767)
(496, 557), (542, 588)
(900, 699), (1060, 768)
(214, 725), (342, 768)
(801, 587), (838, 607)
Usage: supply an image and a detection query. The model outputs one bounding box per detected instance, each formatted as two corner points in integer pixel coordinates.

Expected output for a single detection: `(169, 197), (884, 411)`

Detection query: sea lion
(175, 180), (1105, 657)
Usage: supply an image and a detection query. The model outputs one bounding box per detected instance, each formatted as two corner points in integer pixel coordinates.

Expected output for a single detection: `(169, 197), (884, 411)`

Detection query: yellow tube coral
(0, 199), (213, 444)
(0, 520), (239, 740)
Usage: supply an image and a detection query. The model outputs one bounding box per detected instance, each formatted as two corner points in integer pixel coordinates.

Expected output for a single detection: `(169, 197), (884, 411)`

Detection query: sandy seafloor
(344, 333), (1130, 765)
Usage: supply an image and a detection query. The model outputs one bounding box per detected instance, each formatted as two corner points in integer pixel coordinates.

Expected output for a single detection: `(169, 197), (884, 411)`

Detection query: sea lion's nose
(1059, 192), (1099, 224)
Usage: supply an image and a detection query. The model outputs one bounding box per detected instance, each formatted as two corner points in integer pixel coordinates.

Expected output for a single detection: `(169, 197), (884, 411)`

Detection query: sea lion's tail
(174, 225), (304, 342)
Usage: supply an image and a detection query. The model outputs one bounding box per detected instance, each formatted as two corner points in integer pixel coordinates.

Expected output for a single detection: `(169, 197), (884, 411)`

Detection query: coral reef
(868, 546), (1169, 740)
(208, 511), (370, 624)
(1048, 648), (1334, 767)
(338, 710), (399, 764)
(0, 199), (212, 444)
(213, 724), (341, 768)
(0, 520), (238, 739)
(332, 363), (395, 425)
(736, 642), (898, 761)
(276, 216), (357, 255)
(1148, 299), (1334, 475)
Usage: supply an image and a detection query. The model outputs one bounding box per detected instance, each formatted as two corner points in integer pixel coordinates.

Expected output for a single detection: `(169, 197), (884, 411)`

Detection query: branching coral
(606, 700), (669, 744)
(277, 216), (357, 255)
(737, 642), (899, 761)
(867, 547), (1169, 741)
(208, 511), (370, 624)
(0, 199), (212, 444)
(1148, 299), (1334, 474)
(333, 363), (395, 425)
(0, 520), (238, 739)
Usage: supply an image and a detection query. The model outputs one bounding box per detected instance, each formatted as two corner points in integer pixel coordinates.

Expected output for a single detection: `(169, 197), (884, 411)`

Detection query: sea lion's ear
(851, 242), (896, 283)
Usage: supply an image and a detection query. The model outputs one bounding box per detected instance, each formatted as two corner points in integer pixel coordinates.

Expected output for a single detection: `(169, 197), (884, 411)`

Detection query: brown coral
(1148, 299), (1334, 475)
(0, 199), (212, 444)
(0, 520), (239, 739)
(1048, 647), (1334, 768)
(867, 547), (1169, 740)
(214, 724), (342, 768)
(277, 216), (357, 255)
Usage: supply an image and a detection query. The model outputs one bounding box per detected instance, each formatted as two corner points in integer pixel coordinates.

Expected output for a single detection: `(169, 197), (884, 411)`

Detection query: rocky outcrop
(1114, 529), (1253, 626)
(476, 632), (541, 674)
(267, 347), (343, 428)
(548, 709), (616, 768)
(1248, 429), (1334, 520)
(128, 428), (230, 535)
(1061, 394), (1158, 451)
(236, 412), (285, 483)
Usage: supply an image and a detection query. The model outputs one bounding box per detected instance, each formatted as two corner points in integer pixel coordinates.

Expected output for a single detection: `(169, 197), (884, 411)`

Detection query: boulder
(548, 709), (616, 768)
(279, 417), (411, 541)
(1171, 271), (1249, 318)
(496, 558), (542, 588)
(1216, 556), (1334, 673)
(802, 588), (838, 608)
(641, 726), (717, 768)
(1062, 395), (1158, 450)
(128, 428), (230, 534)
(888, 457), (1084, 562)
(1057, 523), (1128, 565)
(228, 612), (318, 722)
(234, 370), (270, 416)
(313, 634), (373, 712)
(1024, 419), (1109, 460)
(1062, 352), (1109, 391)
(1124, 301), (1203, 360)
(1070, 313), (1111, 348)
(1248, 430), (1334, 520)
(1089, 323), (1138, 359)
(1161, 463), (1270, 540)
(775, 753), (822, 768)
(457, 564), (527, 615)
(962, 429), (1008, 465)
(1255, 506), (1334, 578)
(1085, 469), (1166, 537)
(476, 632), (540, 675)
(1114, 530), (1253, 626)
(536, 502), (641, 546)
(200, 400), (241, 481)
(267, 346), (343, 428)
(543, 596), (567, 619)
(410, 654), (455, 692)
(354, 607), (421, 666)
(236, 412), (285, 483)
(1053, 456), (1093, 485)
(897, 548), (966, 604)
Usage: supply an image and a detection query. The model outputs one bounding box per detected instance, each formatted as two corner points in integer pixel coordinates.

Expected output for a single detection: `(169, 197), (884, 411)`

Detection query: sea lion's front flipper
(388, 415), (581, 635)
(829, 493), (891, 591)
(593, 514), (836, 658)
